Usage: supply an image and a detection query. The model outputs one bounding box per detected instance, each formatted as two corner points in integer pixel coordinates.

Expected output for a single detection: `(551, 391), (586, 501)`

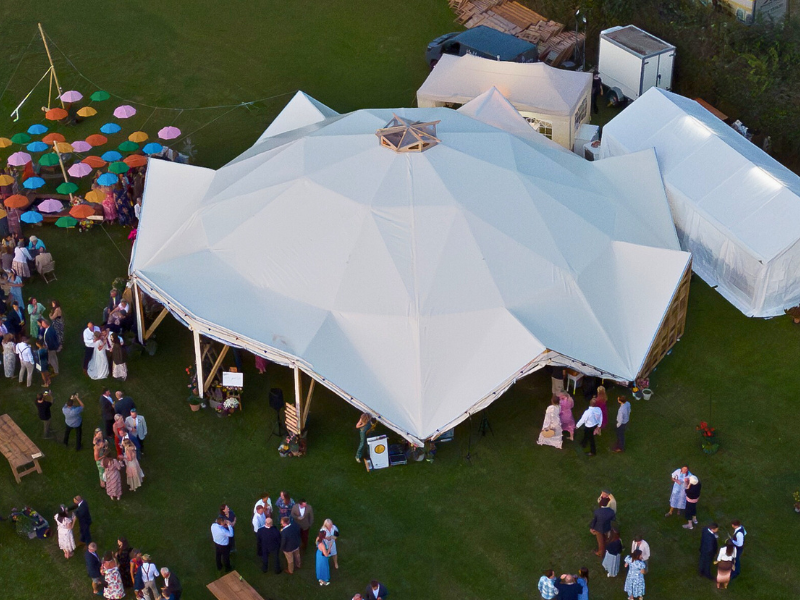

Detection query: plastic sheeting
(601, 87), (800, 317)
(131, 92), (689, 442)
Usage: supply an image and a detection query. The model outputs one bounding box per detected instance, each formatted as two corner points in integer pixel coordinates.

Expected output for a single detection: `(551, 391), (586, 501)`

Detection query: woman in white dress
(55, 506), (76, 558)
(320, 518), (340, 569)
(536, 396), (563, 449)
(665, 465), (692, 517)
(87, 332), (109, 380)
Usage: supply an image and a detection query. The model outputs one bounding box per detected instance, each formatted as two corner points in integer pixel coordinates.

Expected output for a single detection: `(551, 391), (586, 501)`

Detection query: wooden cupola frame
(376, 114), (441, 152)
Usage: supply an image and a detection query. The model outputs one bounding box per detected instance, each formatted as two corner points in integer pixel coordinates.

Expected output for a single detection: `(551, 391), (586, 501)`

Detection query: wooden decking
(0, 414), (44, 484)
(207, 571), (265, 600)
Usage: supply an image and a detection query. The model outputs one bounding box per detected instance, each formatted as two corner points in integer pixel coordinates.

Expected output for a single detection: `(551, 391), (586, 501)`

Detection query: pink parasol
(8, 152), (32, 166)
(60, 90), (83, 103)
(113, 105), (137, 119)
(158, 126), (181, 140)
(70, 140), (92, 152)
(38, 198), (64, 213)
(68, 162), (93, 178)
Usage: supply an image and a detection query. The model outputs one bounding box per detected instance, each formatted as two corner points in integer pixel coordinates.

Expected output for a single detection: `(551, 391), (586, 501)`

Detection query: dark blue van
(426, 26), (539, 68)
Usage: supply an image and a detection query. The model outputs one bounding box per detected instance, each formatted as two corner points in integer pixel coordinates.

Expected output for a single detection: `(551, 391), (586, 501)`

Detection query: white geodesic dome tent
(602, 87), (800, 317)
(130, 89), (690, 443)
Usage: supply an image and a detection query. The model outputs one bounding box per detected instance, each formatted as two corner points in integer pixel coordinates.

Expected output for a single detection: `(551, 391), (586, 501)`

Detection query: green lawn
(1, 3), (799, 600)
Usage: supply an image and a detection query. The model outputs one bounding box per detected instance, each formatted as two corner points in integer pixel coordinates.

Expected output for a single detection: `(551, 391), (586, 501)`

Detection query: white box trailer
(598, 25), (675, 101)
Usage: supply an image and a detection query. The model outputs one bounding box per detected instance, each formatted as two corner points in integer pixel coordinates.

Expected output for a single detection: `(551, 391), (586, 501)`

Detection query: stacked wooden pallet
(517, 19), (564, 45)
(540, 31), (584, 67)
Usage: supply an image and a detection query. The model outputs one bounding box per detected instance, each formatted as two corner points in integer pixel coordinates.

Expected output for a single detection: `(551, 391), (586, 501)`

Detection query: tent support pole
(301, 379), (315, 429)
(133, 283), (145, 345)
(293, 365), (303, 431)
(143, 307), (169, 341)
(193, 329), (205, 399)
(38, 23), (64, 109)
(203, 345), (229, 393)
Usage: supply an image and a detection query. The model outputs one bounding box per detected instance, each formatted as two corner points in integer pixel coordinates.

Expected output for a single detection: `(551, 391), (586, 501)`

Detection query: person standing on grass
(589, 496), (615, 557)
(716, 540), (736, 589)
(576, 568), (589, 600)
(55, 505), (76, 559)
(575, 399), (603, 456)
(62, 394), (84, 451)
(34, 340), (51, 388)
(160, 567), (182, 600)
(254, 493), (273, 519)
(35, 391), (54, 439)
(355, 413), (374, 462)
(730, 520), (746, 579)
(631, 535), (650, 568)
(698, 522), (719, 579)
(253, 505), (267, 555)
(276, 490), (295, 523)
(258, 517), (282, 574)
(291, 499), (314, 552)
(315, 529), (331, 586)
(82, 322), (96, 374)
(683, 476), (701, 529)
(219, 504), (237, 553)
(623, 550), (647, 600)
(603, 529), (623, 577)
(537, 395), (563, 449)
(70, 495), (92, 545)
(85, 542), (103, 593)
(102, 449), (124, 501)
(125, 408), (147, 459)
(15, 335), (35, 387)
(320, 518), (340, 570)
(100, 388), (116, 437)
(280, 516), (302, 574)
(211, 516), (234, 572)
(93, 429), (108, 488)
(2, 332), (16, 377)
(40, 318), (60, 375)
(49, 300), (64, 350)
(537, 570), (558, 600)
(26, 297), (45, 338)
(555, 573), (580, 600)
(140, 554), (160, 600)
(597, 489), (617, 513)
(593, 386), (609, 436)
(613, 396), (630, 452)
(666, 465), (692, 517)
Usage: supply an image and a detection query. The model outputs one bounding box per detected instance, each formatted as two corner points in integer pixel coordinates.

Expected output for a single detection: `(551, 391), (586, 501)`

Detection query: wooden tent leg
(301, 379), (315, 429)
(143, 307), (169, 341)
(203, 345), (230, 392)
(134, 283), (145, 345)
(293, 365), (303, 431)
(193, 329), (205, 399)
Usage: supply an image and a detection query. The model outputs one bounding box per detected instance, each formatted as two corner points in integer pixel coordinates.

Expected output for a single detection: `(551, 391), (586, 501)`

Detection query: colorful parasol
(55, 216), (78, 228)
(101, 150), (123, 162)
(11, 133), (31, 144)
(45, 107), (68, 121)
(20, 211), (43, 224)
(0, 138), (12, 148)
(77, 106), (97, 117)
(100, 123), (122, 135)
(59, 90), (83, 103)
(27, 124), (48, 135)
(0, 209), (7, 219)
(90, 91), (110, 102)
(158, 126), (181, 140)
(123, 154), (148, 167)
(0, 174), (14, 185)
(26, 141), (49, 152)
(38, 199), (64, 213)
(68, 163), (93, 178)
(8, 152), (32, 166)
(22, 177), (45, 190)
(69, 204), (95, 219)
(118, 141), (139, 152)
(108, 162), (129, 174)
(82, 156), (107, 168)
(128, 131), (148, 143)
(85, 134), (108, 147)
(4, 194), (30, 208)
(97, 173), (118, 186)
(39, 153), (60, 167)
(57, 182), (79, 194)
(113, 105), (137, 119)
(42, 132), (66, 144)
(55, 142), (74, 153)
(142, 142), (163, 155)
(85, 190), (105, 203)
(70, 140), (92, 152)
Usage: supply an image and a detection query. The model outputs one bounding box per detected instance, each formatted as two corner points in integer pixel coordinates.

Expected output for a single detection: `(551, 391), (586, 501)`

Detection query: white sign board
(222, 371), (244, 388)
(367, 435), (389, 469)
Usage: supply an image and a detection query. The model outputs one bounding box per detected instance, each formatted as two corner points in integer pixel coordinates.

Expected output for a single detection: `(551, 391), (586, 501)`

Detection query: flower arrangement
(793, 490), (800, 513)
(223, 397), (240, 412)
(636, 377), (650, 389)
(696, 421), (720, 454)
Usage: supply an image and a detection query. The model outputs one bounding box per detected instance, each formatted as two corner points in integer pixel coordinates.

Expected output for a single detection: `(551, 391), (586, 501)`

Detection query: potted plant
(188, 395), (201, 412)
(696, 421), (720, 455)
(793, 490), (800, 513)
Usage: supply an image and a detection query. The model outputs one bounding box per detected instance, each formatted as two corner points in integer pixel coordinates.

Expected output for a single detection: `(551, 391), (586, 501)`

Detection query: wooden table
(207, 571), (265, 600)
(0, 414), (44, 483)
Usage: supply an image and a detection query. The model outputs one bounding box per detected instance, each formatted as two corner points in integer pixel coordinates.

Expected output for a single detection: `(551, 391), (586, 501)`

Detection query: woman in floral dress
(623, 549), (647, 600)
(666, 465), (692, 517)
(49, 300), (64, 348)
(93, 429), (107, 488)
(101, 553), (125, 599)
(102, 188), (118, 222)
(558, 392), (576, 441)
(26, 298), (45, 337)
(102, 453), (124, 501)
(55, 506), (76, 559)
(276, 491), (295, 523)
(2, 333), (16, 377)
(123, 439), (144, 492)
(114, 537), (133, 588)
(114, 184), (134, 226)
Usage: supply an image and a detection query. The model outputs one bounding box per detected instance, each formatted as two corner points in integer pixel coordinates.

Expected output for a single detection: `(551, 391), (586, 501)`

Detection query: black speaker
(269, 388), (284, 412)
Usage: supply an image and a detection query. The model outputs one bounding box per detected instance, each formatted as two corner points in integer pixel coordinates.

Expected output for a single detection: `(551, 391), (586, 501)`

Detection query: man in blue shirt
(62, 394), (84, 451)
(211, 517), (234, 572)
(537, 570), (558, 599)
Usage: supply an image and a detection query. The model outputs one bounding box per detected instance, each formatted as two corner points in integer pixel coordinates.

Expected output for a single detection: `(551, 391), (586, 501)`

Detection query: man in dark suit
(100, 389), (116, 437)
(364, 580), (389, 600)
(160, 567), (182, 600)
(589, 497), (615, 557)
(71, 495), (92, 544)
(258, 517), (282, 574)
(85, 542), (103, 593)
(6, 301), (24, 336)
(104, 288), (121, 323)
(114, 391), (136, 419)
(699, 523), (719, 579)
(279, 516), (302, 574)
(40, 318), (60, 375)
(555, 574), (581, 600)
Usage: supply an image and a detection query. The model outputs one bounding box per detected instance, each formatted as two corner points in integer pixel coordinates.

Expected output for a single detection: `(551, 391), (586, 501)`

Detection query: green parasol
(91, 90), (110, 101)
(55, 216), (78, 228)
(39, 153), (60, 167)
(117, 141), (139, 152)
(108, 162), (129, 174)
(56, 182), (79, 194)
(11, 133), (31, 144)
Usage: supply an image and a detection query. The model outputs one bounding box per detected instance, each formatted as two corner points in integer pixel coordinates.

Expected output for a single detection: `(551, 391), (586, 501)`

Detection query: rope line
(0, 31), (39, 101)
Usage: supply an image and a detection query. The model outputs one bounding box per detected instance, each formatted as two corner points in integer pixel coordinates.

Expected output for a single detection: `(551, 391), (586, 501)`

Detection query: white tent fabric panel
(601, 87), (800, 316)
(132, 93), (689, 442)
(257, 91), (339, 142)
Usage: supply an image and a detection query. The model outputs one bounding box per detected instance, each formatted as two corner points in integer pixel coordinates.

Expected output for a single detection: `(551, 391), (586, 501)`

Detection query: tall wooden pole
(133, 283), (145, 344)
(52, 141), (74, 202)
(293, 365), (303, 430)
(193, 328), (205, 400)
(38, 23), (64, 108)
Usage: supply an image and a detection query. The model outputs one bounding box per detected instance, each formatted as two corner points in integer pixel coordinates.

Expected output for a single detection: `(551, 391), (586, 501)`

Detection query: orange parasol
(69, 204), (96, 219)
(42, 132), (66, 144)
(77, 106), (98, 117)
(85, 189), (105, 203)
(82, 155), (107, 168)
(4, 194), (30, 209)
(45, 107), (68, 121)
(0, 174), (14, 186)
(85, 134), (108, 147)
(123, 154), (148, 168)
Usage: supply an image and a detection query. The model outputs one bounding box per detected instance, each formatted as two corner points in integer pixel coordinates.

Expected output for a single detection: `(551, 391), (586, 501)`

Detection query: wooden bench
(0, 414), (44, 483)
(207, 571), (265, 600)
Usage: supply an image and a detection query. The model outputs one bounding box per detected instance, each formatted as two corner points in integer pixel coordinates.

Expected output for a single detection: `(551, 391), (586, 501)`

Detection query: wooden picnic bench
(0, 414), (44, 484)
(207, 571), (265, 600)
